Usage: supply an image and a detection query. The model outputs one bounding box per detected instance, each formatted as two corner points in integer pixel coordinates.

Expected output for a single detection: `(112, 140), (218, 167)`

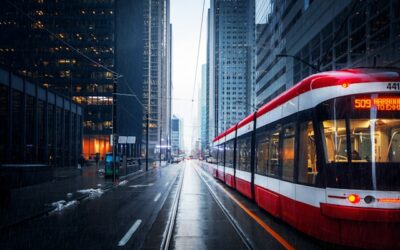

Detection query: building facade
(256, 0), (400, 106)
(0, 0), (172, 161)
(0, 0), (115, 160)
(171, 115), (183, 156)
(199, 64), (208, 155)
(143, 0), (172, 160)
(207, 0), (256, 136)
(0, 67), (83, 166)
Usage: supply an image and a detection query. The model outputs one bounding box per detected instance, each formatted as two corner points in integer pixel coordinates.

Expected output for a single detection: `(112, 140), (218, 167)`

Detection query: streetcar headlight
(348, 194), (360, 203)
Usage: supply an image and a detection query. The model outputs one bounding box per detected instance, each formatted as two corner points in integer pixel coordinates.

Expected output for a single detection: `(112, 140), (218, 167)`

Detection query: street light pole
(111, 74), (122, 182)
(146, 113), (149, 171)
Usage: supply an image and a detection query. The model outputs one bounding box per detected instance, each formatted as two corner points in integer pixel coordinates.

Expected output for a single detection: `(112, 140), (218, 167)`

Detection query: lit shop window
(86, 96), (113, 105)
(32, 21), (44, 29)
(59, 70), (71, 78)
(58, 59), (76, 64)
(72, 96), (87, 104)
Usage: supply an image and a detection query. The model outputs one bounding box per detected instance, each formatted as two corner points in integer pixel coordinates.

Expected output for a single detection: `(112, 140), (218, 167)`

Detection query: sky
(170, 0), (210, 152)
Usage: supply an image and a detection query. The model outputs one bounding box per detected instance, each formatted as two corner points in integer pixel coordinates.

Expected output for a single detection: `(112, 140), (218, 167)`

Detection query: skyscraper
(0, 0), (116, 163)
(171, 115), (183, 156)
(207, 0), (256, 136)
(0, 0), (172, 163)
(199, 64), (208, 155)
(143, 0), (172, 160)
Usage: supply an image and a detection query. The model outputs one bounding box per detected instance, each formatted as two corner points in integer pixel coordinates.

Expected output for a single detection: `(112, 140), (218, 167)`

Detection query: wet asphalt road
(0, 161), (339, 250)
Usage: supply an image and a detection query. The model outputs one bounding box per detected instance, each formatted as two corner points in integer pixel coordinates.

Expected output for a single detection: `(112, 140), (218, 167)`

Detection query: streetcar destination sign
(354, 97), (400, 111)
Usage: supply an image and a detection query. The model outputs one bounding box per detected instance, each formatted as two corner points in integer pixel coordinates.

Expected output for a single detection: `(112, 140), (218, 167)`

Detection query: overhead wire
(189, 0), (207, 150)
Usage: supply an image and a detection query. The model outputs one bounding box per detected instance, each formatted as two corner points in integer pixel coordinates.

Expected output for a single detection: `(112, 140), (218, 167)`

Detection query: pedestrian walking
(78, 154), (86, 169)
(95, 153), (100, 168)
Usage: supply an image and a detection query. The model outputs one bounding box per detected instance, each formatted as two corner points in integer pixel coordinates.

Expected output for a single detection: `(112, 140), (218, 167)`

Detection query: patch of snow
(66, 193), (73, 198)
(51, 200), (79, 213)
(118, 180), (128, 186)
(77, 188), (104, 199)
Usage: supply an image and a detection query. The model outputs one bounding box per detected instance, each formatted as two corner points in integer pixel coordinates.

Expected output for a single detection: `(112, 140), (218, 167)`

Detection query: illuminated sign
(354, 97), (400, 111)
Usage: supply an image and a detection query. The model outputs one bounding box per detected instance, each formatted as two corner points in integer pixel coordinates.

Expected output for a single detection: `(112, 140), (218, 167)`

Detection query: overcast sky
(170, 0), (210, 152)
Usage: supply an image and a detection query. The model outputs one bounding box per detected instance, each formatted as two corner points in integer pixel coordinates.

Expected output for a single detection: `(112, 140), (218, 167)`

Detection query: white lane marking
(154, 193), (161, 202)
(165, 181), (169, 187)
(129, 183), (154, 188)
(118, 219), (142, 247)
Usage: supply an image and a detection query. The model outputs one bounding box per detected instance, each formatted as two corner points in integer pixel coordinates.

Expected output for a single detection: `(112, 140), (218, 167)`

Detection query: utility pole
(112, 74), (119, 182)
(146, 0), (152, 171)
(146, 113), (149, 172)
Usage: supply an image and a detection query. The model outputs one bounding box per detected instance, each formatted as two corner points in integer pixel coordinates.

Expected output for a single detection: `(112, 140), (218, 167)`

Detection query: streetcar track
(193, 164), (255, 250)
(160, 164), (186, 250)
(196, 163), (295, 250)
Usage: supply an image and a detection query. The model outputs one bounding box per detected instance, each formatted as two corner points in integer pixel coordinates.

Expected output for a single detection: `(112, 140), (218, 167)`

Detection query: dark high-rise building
(0, 0), (172, 162)
(0, 0), (116, 160)
(117, 0), (172, 160)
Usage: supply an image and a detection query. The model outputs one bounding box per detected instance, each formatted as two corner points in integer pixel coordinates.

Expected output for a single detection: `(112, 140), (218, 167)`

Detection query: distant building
(171, 115), (183, 156)
(207, 0), (256, 136)
(255, 0), (400, 106)
(0, 67), (83, 166)
(199, 64), (208, 155)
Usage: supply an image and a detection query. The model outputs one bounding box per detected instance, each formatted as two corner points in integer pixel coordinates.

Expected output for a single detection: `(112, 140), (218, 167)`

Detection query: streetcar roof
(212, 68), (400, 142)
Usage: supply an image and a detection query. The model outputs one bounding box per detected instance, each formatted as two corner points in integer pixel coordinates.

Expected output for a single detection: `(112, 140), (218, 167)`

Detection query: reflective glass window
(282, 123), (295, 182)
(298, 121), (318, 185)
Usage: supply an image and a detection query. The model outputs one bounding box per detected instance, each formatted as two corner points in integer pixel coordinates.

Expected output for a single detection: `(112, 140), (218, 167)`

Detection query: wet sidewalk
(0, 165), (112, 231)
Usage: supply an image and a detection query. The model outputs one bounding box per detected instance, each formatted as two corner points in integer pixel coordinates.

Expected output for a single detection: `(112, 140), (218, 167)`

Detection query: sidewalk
(0, 164), (112, 231)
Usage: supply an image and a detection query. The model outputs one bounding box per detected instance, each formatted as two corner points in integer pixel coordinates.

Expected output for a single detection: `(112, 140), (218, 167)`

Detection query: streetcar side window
(268, 125), (280, 177)
(282, 123), (295, 182)
(298, 121), (318, 185)
(218, 143), (225, 166)
(255, 124), (280, 177)
(256, 132), (270, 176)
(236, 134), (251, 172)
(211, 146), (218, 164)
(322, 120), (348, 163)
(225, 140), (234, 168)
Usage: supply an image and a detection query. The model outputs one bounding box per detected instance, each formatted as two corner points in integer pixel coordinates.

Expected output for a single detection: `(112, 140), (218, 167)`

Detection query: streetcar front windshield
(323, 119), (400, 163)
(317, 93), (400, 190)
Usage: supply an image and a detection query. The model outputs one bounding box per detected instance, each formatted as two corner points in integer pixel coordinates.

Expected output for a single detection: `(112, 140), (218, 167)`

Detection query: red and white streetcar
(205, 68), (400, 248)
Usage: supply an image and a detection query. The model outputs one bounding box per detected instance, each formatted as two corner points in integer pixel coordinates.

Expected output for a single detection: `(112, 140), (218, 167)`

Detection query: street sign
(118, 136), (128, 144)
(127, 136), (136, 144)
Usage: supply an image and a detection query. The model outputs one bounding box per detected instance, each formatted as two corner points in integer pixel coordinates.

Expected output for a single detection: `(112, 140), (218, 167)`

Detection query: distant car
(172, 157), (181, 163)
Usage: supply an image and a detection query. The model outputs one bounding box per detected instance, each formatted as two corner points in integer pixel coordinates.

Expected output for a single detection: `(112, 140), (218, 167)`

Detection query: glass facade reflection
(0, 68), (83, 166)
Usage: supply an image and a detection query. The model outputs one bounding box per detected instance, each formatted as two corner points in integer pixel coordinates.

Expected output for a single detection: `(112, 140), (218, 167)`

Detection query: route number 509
(354, 99), (371, 109)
